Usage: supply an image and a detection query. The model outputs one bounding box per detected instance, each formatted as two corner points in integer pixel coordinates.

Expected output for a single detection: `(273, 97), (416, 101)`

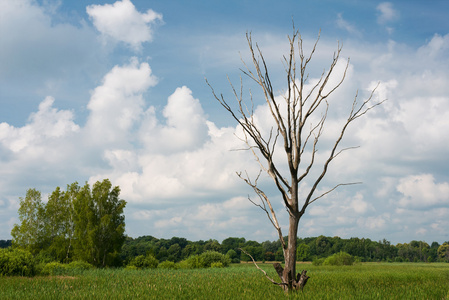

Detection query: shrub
(127, 254), (158, 269)
(312, 257), (325, 266)
(199, 251), (231, 268)
(41, 262), (66, 276)
(0, 248), (35, 276)
(66, 261), (93, 271)
(323, 252), (355, 266)
(179, 255), (202, 269)
(158, 260), (177, 269)
(178, 252), (231, 269)
(226, 250), (240, 264)
(211, 262), (224, 268)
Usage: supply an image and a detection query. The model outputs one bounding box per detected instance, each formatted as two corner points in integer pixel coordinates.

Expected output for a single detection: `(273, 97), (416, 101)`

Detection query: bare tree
(207, 28), (383, 292)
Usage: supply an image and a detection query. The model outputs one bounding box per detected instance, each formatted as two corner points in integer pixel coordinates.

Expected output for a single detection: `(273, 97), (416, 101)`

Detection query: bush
(41, 262), (66, 276)
(312, 257), (325, 266)
(181, 255), (202, 269)
(127, 254), (158, 269)
(0, 248), (35, 276)
(323, 252), (355, 266)
(211, 262), (223, 268)
(158, 260), (177, 269)
(199, 251), (231, 268)
(66, 261), (94, 271)
(178, 252), (231, 269)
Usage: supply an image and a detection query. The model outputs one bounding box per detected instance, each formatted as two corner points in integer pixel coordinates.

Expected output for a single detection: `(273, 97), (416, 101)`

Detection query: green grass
(1, 263), (448, 299)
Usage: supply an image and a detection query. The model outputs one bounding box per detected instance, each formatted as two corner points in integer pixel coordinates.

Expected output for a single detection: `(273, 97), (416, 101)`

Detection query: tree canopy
(11, 179), (126, 267)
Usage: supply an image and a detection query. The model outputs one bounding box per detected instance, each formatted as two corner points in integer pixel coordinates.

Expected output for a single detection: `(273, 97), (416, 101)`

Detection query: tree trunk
(273, 214), (309, 291)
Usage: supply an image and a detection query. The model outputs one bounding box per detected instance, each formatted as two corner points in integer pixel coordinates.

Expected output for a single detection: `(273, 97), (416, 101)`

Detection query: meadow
(1, 263), (448, 299)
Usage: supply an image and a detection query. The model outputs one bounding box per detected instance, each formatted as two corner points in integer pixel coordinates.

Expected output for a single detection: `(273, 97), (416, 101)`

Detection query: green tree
(296, 244), (310, 261)
(168, 243), (182, 262)
(11, 189), (46, 255)
(437, 243), (449, 262)
(204, 239), (222, 252)
(73, 179), (126, 267)
(44, 184), (79, 262)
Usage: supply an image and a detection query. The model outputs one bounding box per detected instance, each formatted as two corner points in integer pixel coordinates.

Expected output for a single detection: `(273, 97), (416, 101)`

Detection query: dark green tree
(73, 179), (126, 267)
(296, 244), (310, 261)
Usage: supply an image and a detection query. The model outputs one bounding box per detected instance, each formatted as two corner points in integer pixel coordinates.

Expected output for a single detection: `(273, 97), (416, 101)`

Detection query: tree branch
(239, 248), (287, 286)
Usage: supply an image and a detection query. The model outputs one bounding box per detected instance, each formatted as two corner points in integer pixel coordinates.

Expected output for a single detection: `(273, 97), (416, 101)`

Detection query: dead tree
(207, 28), (383, 292)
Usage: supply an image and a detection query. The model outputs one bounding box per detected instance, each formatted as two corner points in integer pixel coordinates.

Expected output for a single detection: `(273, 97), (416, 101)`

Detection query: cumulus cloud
(139, 86), (209, 153)
(86, 0), (163, 50)
(397, 174), (449, 208)
(0, 96), (79, 154)
(85, 57), (158, 145)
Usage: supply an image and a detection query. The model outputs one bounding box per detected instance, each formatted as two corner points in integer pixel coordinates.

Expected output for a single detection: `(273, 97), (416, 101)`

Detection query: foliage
(182, 255), (203, 269)
(438, 243), (449, 262)
(177, 252), (230, 269)
(0, 240), (12, 248)
(120, 235), (442, 265)
(0, 248), (35, 277)
(10, 189), (46, 255)
(322, 251), (355, 266)
(198, 251), (231, 268)
(210, 262), (224, 268)
(11, 179), (126, 268)
(73, 179), (126, 267)
(312, 257), (325, 266)
(39, 260), (94, 276)
(66, 260), (94, 271)
(40, 262), (66, 276)
(158, 260), (177, 269)
(297, 243), (311, 261)
(127, 254), (158, 269)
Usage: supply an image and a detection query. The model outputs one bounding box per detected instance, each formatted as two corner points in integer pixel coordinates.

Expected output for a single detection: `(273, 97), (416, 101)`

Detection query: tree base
(273, 263), (310, 291)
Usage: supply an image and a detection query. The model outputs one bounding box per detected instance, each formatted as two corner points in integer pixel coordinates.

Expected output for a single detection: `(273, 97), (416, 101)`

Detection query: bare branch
(308, 182), (362, 205)
(239, 248), (287, 286)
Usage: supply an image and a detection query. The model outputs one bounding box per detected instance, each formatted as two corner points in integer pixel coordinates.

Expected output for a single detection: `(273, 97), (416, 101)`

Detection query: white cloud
(0, 96), (79, 154)
(86, 0), (162, 50)
(376, 2), (398, 24)
(397, 174), (449, 208)
(357, 215), (388, 230)
(351, 193), (369, 214)
(418, 33), (449, 58)
(140, 86), (209, 153)
(336, 13), (362, 37)
(85, 57), (158, 146)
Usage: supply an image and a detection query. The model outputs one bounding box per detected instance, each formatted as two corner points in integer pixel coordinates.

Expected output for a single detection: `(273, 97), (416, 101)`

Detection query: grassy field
(1, 263), (448, 299)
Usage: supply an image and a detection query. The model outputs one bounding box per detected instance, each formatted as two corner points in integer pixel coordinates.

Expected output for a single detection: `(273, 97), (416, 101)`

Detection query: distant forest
(2, 235), (448, 264)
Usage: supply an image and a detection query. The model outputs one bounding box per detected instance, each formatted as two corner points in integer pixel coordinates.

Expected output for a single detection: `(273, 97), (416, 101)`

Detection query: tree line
(2, 233), (449, 266)
(120, 235), (449, 264)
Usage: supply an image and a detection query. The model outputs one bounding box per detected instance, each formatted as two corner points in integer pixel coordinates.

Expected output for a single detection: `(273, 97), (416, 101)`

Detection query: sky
(1, 0), (448, 245)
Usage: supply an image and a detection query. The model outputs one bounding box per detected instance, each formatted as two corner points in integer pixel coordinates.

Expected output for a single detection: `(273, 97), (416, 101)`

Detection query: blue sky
(1, 0), (448, 244)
